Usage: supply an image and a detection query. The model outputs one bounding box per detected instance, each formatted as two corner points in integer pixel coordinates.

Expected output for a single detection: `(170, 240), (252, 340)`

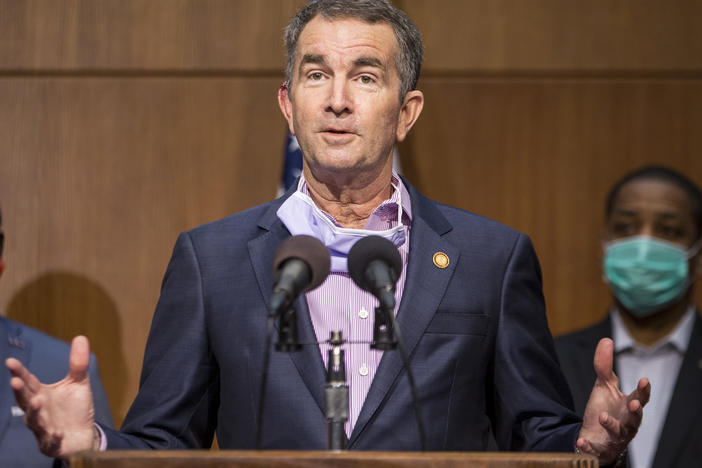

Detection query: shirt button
(359, 307), (369, 319)
(359, 364), (369, 376)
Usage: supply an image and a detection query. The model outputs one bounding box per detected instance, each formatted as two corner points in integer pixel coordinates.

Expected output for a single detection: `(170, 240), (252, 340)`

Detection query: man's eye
(359, 75), (375, 84)
(658, 225), (684, 239)
(611, 222), (635, 235)
(309, 72), (324, 80)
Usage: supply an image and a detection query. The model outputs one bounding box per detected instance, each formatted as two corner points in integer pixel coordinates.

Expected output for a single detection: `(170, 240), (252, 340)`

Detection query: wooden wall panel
(0, 0), (307, 71)
(3, 0), (701, 72)
(402, 0), (702, 71)
(401, 79), (702, 334)
(0, 77), (286, 424)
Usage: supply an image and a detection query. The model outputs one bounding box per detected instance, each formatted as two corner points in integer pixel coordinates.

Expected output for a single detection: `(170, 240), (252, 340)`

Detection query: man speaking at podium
(7, 1), (648, 465)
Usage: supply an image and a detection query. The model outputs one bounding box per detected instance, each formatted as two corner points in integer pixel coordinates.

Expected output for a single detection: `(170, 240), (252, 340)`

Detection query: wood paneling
(401, 78), (702, 334)
(0, 77), (286, 424)
(0, 0), (307, 71)
(3, 0), (702, 72)
(402, 0), (702, 72)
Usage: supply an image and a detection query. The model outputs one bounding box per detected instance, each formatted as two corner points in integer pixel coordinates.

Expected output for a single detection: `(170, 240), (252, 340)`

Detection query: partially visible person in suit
(0, 207), (114, 467)
(556, 165), (702, 468)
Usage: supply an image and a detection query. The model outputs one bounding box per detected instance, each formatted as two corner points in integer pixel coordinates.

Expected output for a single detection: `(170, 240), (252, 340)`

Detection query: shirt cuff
(95, 422), (108, 451)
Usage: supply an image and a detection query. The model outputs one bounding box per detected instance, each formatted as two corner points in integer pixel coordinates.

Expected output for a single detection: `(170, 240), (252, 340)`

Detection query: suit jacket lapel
(248, 195), (327, 416)
(349, 184), (459, 446)
(652, 312), (702, 467)
(0, 318), (30, 441)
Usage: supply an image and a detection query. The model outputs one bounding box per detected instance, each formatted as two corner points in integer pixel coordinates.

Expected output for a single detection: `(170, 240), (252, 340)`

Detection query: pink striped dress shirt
(303, 175), (411, 436)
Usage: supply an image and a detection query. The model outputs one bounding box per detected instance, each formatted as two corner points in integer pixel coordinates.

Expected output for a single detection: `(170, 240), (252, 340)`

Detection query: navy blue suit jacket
(555, 312), (702, 467)
(0, 316), (114, 467)
(103, 180), (581, 452)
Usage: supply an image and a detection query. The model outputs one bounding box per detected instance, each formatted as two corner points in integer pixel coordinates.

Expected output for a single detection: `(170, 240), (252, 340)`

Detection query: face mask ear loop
(686, 237), (702, 283)
(393, 181), (404, 230)
(686, 237), (702, 258)
(671, 238), (702, 296)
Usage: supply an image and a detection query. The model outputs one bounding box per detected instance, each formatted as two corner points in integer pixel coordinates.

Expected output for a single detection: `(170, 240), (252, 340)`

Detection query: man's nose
(326, 79), (352, 116)
(639, 224), (654, 237)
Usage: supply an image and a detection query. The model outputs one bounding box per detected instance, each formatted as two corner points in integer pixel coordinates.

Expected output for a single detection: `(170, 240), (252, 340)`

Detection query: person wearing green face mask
(556, 165), (702, 468)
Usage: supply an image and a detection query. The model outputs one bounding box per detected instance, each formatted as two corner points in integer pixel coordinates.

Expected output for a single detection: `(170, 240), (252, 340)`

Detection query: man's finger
(631, 378), (651, 407)
(68, 336), (91, 382)
(576, 437), (597, 456)
(628, 399), (641, 413)
(9, 376), (35, 411)
(593, 338), (615, 381)
(624, 400), (643, 431)
(6, 357), (43, 393)
(598, 411), (621, 436)
(24, 394), (49, 436)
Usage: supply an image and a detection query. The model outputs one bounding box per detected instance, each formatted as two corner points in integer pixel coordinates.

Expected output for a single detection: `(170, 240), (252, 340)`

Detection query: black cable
(385, 309), (427, 451)
(254, 313), (276, 449)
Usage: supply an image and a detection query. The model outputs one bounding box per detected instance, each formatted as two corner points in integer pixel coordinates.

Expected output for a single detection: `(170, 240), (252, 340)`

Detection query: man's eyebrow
(611, 209), (637, 217)
(297, 54), (386, 73)
(353, 56), (385, 71)
(612, 209), (684, 220)
(657, 212), (685, 220)
(299, 54), (327, 69)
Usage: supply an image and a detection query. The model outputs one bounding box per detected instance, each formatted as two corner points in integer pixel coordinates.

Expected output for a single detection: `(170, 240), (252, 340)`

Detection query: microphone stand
(371, 302), (397, 351)
(324, 331), (349, 450)
(275, 305), (302, 352)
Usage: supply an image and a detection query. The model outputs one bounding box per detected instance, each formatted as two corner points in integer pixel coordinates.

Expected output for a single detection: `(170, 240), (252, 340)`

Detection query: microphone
(348, 235), (402, 310)
(269, 235), (331, 315)
(348, 235), (402, 351)
(257, 235), (330, 447)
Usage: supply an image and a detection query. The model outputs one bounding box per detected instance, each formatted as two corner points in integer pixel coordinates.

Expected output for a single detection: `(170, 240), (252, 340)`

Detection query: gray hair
(284, 0), (423, 101)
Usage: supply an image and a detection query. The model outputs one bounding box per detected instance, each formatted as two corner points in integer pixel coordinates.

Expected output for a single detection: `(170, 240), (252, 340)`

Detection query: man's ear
(278, 82), (295, 135)
(693, 240), (702, 278)
(396, 90), (424, 143)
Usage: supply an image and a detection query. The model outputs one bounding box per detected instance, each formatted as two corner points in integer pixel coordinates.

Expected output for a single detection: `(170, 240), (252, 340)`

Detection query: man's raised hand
(577, 338), (651, 465)
(5, 335), (99, 458)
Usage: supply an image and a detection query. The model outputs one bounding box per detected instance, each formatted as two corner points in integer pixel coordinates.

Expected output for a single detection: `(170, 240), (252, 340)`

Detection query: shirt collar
(299, 171), (412, 228)
(611, 305), (696, 354)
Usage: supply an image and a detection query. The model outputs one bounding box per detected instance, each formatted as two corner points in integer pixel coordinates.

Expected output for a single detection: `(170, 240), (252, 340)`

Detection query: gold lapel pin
(433, 252), (449, 269)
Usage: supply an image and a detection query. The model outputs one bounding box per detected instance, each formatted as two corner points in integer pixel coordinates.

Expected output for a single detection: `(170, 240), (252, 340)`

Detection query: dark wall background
(1, 0), (700, 426)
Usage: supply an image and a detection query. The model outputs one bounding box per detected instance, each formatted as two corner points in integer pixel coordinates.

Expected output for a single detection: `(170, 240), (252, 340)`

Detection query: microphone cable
(348, 235), (427, 451)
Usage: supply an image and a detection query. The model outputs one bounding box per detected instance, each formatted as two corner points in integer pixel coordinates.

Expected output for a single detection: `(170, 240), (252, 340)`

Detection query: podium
(70, 450), (597, 467)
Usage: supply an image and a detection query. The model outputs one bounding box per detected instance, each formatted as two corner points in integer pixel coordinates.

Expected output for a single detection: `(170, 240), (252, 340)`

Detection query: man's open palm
(6, 335), (98, 458)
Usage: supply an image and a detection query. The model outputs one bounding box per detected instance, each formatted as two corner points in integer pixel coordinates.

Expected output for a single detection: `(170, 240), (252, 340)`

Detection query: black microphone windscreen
(273, 235), (331, 292)
(347, 235), (402, 292)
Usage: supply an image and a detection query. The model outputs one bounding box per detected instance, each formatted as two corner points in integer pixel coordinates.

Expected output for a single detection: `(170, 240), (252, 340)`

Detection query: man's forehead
(295, 16), (398, 61)
(612, 179), (692, 217)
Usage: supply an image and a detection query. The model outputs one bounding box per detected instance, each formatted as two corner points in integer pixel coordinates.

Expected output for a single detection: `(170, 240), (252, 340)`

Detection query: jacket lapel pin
(433, 252), (449, 269)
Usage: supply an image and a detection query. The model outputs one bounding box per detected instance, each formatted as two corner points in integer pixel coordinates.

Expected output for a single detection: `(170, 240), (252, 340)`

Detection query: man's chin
(306, 162), (376, 185)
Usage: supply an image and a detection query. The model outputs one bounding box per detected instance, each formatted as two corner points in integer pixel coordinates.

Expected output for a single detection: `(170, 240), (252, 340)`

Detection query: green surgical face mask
(603, 236), (699, 317)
